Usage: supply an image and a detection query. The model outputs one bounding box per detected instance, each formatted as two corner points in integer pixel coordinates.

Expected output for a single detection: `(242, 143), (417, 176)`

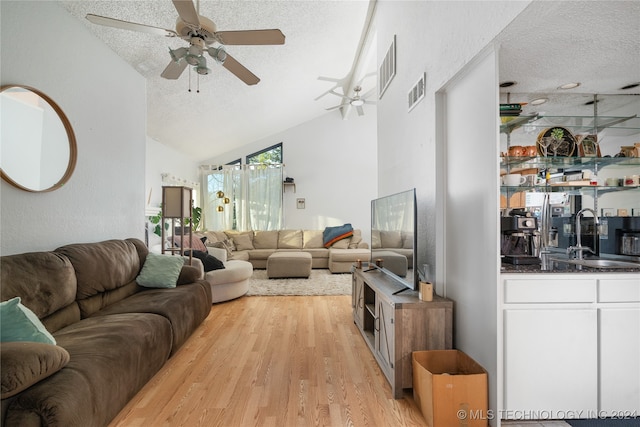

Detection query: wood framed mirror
(1, 85), (77, 192)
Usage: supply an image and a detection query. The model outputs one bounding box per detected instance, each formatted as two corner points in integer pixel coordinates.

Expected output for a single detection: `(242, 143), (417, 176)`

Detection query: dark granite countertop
(501, 261), (640, 273)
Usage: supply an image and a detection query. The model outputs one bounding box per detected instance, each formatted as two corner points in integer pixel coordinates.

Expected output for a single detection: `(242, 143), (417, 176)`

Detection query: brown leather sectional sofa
(0, 238), (212, 426)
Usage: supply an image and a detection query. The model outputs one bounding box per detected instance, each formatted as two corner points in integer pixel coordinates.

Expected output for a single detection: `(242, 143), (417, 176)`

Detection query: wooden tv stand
(352, 268), (453, 398)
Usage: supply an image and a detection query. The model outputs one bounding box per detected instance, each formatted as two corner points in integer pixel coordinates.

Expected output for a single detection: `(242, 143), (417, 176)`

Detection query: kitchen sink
(550, 257), (640, 269)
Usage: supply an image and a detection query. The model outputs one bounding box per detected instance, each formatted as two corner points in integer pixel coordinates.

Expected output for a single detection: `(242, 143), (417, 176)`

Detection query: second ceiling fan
(326, 86), (375, 116)
(86, 0), (285, 85)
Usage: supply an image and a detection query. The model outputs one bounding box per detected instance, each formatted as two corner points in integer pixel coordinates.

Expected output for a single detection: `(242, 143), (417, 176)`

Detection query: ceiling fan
(86, 0), (285, 85)
(326, 86), (375, 116)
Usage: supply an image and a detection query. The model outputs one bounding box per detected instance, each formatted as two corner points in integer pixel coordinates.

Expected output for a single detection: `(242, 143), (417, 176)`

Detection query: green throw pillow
(136, 253), (184, 288)
(0, 297), (56, 345)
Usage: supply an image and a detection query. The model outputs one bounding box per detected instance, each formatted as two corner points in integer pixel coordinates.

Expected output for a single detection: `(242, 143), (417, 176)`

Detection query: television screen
(370, 188), (417, 291)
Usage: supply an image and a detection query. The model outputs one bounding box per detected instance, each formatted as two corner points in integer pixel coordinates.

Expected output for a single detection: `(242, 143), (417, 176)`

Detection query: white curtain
(201, 164), (283, 231)
(245, 164), (283, 231)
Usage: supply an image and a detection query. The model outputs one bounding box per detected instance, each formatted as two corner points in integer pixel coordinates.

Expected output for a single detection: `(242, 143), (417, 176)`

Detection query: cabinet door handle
(358, 296), (364, 309)
(374, 316), (380, 331)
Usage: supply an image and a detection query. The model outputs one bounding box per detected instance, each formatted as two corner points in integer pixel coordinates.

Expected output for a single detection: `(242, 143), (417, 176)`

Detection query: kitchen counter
(501, 260), (640, 273)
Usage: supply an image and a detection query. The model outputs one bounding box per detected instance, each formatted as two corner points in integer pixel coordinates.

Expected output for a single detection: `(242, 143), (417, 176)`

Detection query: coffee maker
(501, 210), (541, 264)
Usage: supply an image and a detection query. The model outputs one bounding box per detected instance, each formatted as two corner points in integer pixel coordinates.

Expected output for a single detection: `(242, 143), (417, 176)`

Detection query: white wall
(201, 109), (378, 243)
(441, 48), (501, 422)
(0, 1), (147, 255)
(373, 1), (530, 422)
(145, 136), (200, 209)
(145, 136), (200, 247)
(374, 1), (529, 287)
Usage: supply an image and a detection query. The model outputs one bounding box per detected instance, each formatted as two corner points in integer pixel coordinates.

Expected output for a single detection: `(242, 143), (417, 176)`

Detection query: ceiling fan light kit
(85, 0), (285, 86)
(325, 85), (375, 117)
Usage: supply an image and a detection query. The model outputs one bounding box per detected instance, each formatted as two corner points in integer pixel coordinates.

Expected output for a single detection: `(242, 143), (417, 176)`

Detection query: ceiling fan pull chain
(197, 73), (200, 93)
(188, 66), (192, 92)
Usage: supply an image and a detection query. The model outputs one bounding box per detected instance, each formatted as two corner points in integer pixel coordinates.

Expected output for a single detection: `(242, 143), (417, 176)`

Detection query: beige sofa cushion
(202, 231), (227, 245)
(278, 230), (303, 249)
(332, 229), (364, 249)
(371, 230), (381, 249)
(253, 230), (279, 249)
(227, 231), (254, 251)
(380, 230), (402, 248)
(303, 230), (324, 249)
(402, 232), (414, 249)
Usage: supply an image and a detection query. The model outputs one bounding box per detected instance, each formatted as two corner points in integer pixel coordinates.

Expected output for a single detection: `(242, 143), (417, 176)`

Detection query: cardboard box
(412, 350), (488, 427)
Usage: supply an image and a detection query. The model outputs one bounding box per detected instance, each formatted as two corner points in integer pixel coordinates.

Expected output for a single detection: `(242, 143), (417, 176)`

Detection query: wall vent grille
(408, 72), (426, 112)
(379, 35), (396, 99)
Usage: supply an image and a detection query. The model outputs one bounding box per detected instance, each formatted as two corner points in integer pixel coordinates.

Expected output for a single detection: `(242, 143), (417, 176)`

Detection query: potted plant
(148, 206), (202, 237)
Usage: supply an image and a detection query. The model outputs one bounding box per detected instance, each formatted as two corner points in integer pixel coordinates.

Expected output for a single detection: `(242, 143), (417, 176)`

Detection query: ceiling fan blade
(314, 89), (335, 101)
(161, 59), (188, 79)
(326, 103), (348, 111)
(356, 105), (365, 116)
(86, 14), (177, 37)
(317, 76), (342, 83)
(215, 29), (285, 45)
(172, 0), (201, 29)
(222, 54), (260, 85)
(328, 89), (349, 100)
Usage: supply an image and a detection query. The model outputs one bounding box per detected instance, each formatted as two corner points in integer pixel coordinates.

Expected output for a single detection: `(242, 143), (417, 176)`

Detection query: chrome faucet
(567, 208), (597, 260)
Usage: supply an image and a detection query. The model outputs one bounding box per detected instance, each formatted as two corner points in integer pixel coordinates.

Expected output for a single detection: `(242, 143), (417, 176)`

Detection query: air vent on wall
(408, 72), (426, 112)
(379, 35), (396, 99)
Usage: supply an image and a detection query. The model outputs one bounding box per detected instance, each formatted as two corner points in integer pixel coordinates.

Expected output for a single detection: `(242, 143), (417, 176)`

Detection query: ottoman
(328, 248), (371, 273)
(267, 252), (312, 278)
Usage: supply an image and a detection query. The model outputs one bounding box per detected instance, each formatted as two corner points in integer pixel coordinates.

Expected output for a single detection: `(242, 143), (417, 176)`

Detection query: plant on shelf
(148, 206), (202, 237)
(550, 128), (565, 157)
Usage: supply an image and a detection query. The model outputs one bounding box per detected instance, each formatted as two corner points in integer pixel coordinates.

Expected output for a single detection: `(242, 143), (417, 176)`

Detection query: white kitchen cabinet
(598, 277), (640, 414)
(501, 273), (640, 419)
(599, 308), (640, 413)
(503, 308), (598, 413)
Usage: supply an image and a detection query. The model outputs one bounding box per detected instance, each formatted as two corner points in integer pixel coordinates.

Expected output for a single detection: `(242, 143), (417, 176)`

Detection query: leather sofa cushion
(0, 252), (77, 321)
(1, 342), (70, 399)
(3, 314), (173, 427)
(90, 282), (212, 355)
(278, 230), (303, 249)
(55, 240), (140, 302)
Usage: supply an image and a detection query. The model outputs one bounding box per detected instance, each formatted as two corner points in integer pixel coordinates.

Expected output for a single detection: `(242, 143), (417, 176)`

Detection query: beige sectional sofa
(201, 229), (370, 273)
(371, 230), (414, 269)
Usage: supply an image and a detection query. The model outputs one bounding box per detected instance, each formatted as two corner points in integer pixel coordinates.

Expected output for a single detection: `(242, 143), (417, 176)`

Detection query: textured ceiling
(60, 0), (375, 161)
(60, 1), (639, 161)
(496, 1), (640, 117)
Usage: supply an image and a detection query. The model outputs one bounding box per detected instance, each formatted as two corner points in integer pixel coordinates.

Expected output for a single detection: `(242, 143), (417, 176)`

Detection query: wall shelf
(283, 181), (296, 193)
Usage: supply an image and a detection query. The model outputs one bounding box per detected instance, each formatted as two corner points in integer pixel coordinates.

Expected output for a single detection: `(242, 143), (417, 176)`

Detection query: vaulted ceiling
(60, 1), (639, 162)
(60, 0), (376, 162)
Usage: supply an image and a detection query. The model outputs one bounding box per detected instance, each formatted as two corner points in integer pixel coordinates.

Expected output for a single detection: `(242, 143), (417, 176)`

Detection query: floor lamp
(161, 186), (193, 264)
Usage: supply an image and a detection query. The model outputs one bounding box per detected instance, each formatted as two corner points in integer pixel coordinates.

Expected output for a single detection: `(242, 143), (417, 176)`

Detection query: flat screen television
(370, 188), (417, 291)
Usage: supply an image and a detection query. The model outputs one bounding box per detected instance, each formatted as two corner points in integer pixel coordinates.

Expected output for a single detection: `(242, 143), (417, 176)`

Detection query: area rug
(567, 419), (640, 427)
(247, 269), (352, 296)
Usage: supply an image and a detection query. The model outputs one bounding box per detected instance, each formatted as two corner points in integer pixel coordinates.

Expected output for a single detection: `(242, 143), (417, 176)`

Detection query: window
(246, 143), (282, 165)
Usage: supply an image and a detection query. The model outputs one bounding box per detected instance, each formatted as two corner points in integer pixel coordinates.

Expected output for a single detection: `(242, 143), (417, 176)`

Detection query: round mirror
(1, 85), (77, 192)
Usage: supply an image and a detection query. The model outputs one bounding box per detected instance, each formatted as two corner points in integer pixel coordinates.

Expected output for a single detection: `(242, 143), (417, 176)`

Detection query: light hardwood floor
(109, 295), (428, 427)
